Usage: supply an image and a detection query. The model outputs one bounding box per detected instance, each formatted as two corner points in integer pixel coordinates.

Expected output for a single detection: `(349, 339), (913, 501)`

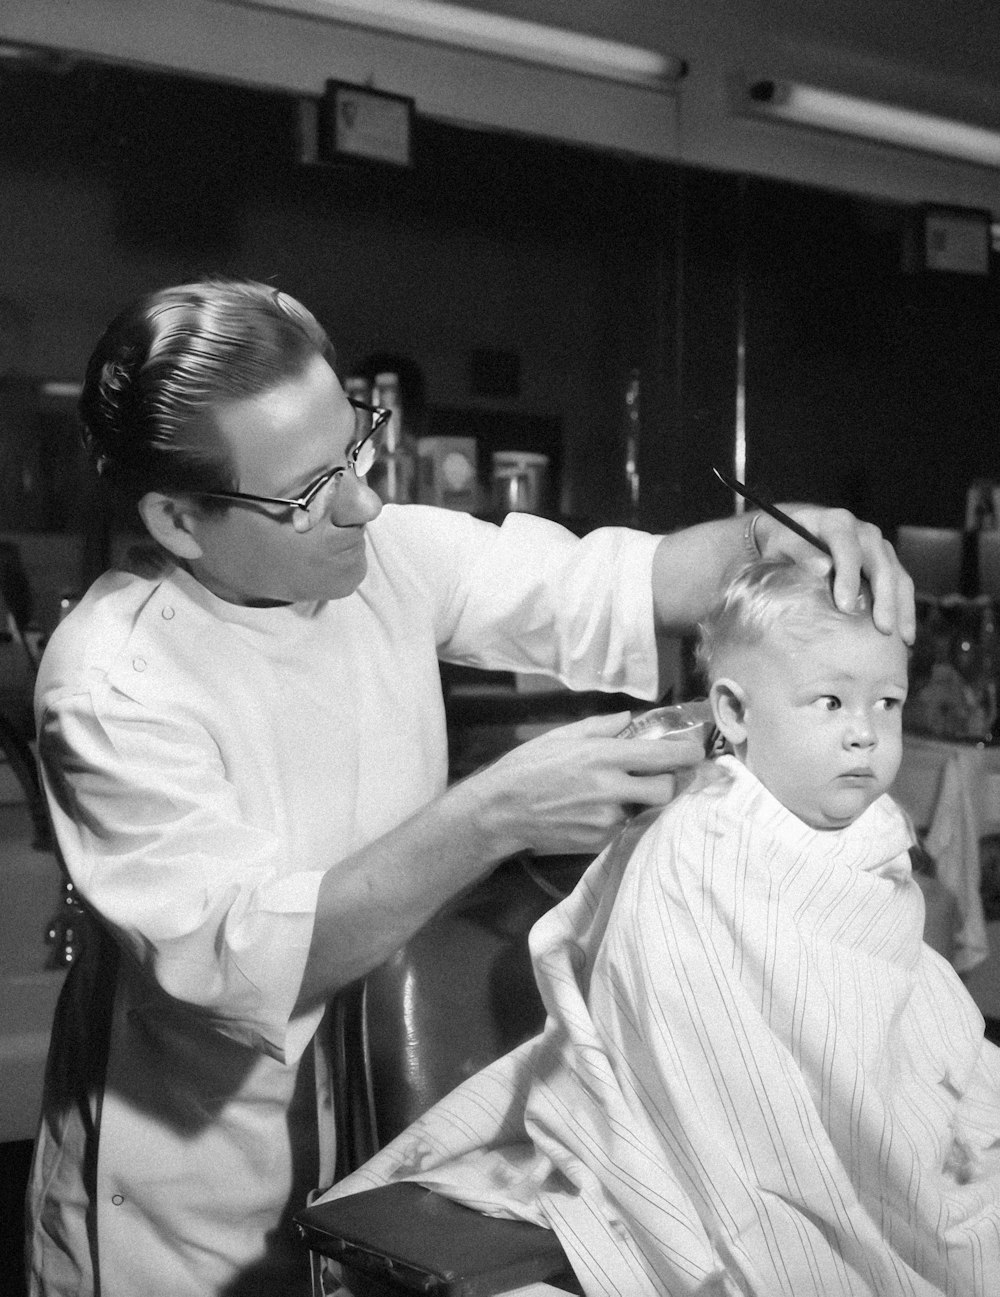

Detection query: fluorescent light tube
(234, 0), (685, 87)
(40, 381), (83, 399)
(745, 79), (1000, 169)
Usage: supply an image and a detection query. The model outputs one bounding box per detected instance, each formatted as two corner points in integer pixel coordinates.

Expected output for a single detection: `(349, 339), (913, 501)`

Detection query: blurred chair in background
(977, 530), (1000, 600)
(895, 525), (964, 598)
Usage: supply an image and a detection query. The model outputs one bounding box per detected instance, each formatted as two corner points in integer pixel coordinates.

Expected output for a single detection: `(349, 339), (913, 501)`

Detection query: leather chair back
(329, 854), (590, 1180)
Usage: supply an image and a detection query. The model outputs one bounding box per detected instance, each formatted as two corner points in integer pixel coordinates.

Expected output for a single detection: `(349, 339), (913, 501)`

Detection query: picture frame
(921, 204), (992, 276)
(320, 82), (414, 168)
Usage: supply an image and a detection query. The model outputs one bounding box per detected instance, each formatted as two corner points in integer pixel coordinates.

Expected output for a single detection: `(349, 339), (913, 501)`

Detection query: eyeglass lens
(299, 409), (380, 529)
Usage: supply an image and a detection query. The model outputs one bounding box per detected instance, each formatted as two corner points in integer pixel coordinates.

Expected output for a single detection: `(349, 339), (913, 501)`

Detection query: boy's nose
(845, 714), (876, 747)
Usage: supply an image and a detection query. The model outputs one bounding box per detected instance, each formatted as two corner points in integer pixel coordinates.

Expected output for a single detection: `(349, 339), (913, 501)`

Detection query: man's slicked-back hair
(78, 279), (336, 507)
(696, 555), (872, 682)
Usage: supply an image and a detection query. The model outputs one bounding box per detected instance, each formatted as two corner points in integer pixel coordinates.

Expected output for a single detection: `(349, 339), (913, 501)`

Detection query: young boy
(318, 558), (1000, 1296)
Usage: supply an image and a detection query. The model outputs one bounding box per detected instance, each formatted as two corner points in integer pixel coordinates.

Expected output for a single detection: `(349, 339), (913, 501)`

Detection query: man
(26, 279), (913, 1297)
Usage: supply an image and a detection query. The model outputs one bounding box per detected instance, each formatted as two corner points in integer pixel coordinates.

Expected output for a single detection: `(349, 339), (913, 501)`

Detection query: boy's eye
(818, 696), (840, 711)
(878, 696), (902, 711)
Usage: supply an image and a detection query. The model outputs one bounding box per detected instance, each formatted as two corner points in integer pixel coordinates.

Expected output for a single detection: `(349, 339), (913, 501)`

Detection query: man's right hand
(464, 710), (705, 859)
(300, 709), (703, 1005)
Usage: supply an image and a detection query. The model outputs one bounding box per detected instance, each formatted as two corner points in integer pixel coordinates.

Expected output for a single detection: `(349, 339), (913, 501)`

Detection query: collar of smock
(162, 561), (329, 640)
(713, 753), (912, 876)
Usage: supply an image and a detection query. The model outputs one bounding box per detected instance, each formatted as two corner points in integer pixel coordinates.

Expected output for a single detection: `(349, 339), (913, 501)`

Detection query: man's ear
(709, 677), (749, 747)
(137, 492), (205, 562)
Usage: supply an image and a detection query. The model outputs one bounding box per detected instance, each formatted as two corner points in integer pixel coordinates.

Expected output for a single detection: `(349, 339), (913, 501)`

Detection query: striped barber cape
(323, 758), (1000, 1296)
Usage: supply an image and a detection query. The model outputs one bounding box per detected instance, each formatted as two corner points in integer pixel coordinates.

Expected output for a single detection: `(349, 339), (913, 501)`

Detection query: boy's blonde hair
(696, 557), (873, 681)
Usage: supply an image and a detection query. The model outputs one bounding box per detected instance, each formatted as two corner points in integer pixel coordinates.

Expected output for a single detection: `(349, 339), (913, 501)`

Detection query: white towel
(925, 748), (990, 973)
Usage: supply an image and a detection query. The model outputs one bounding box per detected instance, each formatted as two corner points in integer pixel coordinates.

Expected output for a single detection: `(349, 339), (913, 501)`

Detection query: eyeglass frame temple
(187, 398), (391, 513)
(346, 398), (391, 453)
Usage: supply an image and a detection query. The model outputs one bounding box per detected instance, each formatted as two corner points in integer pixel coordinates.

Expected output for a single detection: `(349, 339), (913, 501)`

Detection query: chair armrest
(294, 1182), (581, 1296)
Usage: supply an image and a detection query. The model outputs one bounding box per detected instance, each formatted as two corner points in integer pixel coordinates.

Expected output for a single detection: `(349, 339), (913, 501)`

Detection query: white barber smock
(327, 761), (1000, 1295)
(26, 505), (661, 1297)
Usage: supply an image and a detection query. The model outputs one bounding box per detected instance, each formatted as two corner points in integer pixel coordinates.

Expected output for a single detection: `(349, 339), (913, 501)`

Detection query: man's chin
(297, 549), (369, 602)
(193, 545), (368, 606)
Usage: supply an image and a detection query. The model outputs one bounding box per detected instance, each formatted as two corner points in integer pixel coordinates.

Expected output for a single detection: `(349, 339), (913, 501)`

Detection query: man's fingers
(873, 551), (915, 643)
(772, 506), (916, 645)
(531, 713), (708, 760)
(621, 772), (680, 806)
(543, 711), (634, 740)
(615, 736), (705, 770)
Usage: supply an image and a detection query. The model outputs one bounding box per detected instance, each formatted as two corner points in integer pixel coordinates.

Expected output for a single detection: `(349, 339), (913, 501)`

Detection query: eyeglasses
(193, 398), (390, 531)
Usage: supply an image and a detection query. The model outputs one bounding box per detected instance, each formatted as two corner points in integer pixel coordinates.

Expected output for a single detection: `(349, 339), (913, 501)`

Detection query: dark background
(0, 57), (996, 551)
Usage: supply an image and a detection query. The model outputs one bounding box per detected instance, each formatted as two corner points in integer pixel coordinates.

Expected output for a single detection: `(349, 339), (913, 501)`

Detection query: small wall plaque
(321, 82), (413, 168)
(922, 204), (991, 276)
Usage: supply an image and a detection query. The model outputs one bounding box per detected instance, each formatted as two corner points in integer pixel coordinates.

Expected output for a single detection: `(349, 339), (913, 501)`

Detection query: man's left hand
(759, 505), (916, 643)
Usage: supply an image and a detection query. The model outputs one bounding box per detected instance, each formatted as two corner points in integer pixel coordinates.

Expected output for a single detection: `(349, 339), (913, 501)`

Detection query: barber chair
(0, 539), (49, 849)
(0, 709), (51, 851)
(977, 529), (1000, 599)
(304, 853), (592, 1297)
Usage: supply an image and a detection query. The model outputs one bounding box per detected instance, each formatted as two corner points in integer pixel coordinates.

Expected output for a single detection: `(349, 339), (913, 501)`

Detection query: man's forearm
(295, 704), (704, 1009)
(294, 774), (508, 1009)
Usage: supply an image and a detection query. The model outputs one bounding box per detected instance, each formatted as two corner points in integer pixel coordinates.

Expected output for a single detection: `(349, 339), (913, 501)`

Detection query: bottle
(343, 374), (371, 406)
(371, 371), (417, 504)
(491, 451), (549, 515)
(980, 596), (999, 738)
(623, 368), (641, 521)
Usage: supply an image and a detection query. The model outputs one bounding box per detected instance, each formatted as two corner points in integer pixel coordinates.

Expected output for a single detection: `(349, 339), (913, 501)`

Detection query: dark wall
(0, 58), (674, 530)
(646, 168), (741, 531)
(1, 56), (998, 543)
(741, 178), (1000, 537)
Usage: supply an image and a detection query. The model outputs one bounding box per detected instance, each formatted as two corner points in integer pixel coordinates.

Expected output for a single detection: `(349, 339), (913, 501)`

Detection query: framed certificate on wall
(922, 204), (992, 275)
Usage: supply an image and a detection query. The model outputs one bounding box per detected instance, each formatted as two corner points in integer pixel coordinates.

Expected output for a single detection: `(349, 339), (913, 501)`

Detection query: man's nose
(330, 471), (383, 527)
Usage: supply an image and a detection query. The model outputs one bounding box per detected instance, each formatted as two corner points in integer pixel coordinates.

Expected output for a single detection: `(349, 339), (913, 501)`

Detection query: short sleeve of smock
(367, 506), (662, 699)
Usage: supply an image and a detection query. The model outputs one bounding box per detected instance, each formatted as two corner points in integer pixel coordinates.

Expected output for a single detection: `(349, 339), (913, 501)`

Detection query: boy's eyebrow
(796, 664), (907, 687)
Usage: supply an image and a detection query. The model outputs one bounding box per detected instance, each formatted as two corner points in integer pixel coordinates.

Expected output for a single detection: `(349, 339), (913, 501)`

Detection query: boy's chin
(801, 788), (884, 831)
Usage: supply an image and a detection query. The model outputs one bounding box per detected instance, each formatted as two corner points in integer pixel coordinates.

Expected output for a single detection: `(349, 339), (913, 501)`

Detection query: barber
(25, 279), (914, 1297)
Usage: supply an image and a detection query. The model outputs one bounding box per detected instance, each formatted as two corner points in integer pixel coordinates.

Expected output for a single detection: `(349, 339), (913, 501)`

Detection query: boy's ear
(709, 677), (748, 747)
(137, 492), (205, 562)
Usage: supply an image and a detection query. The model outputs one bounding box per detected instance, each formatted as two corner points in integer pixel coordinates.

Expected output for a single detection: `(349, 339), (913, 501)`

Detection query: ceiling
(4, 0), (1000, 211)
(462, 0), (1000, 92)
